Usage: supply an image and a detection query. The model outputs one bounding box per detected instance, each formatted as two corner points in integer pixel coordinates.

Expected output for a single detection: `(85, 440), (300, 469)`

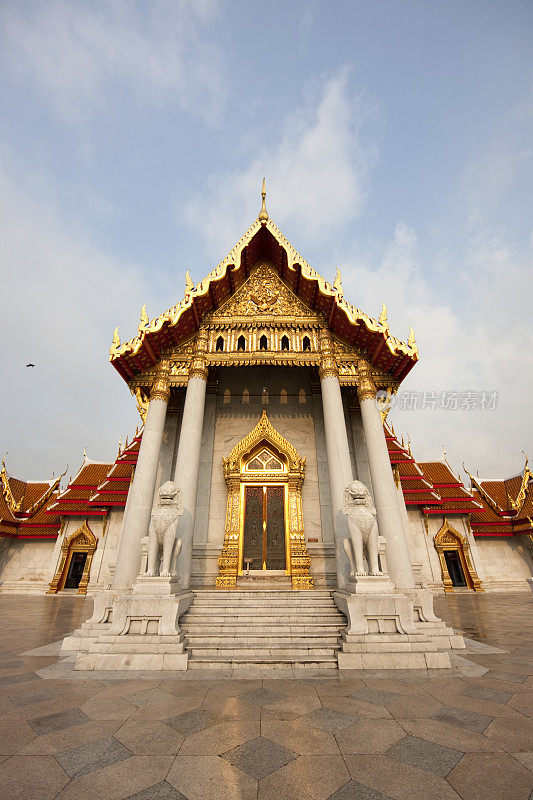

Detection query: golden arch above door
(216, 411), (313, 589)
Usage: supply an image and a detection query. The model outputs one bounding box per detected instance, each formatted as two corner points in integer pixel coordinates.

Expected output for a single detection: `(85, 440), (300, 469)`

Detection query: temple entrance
(47, 522), (97, 595)
(243, 485), (286, 571)
(216, 411), (312, 589)
(434, 521), (483, 593)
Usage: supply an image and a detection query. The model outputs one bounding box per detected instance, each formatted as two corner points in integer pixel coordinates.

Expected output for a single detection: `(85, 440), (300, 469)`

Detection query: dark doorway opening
(64, 552), (87, 589)
(443, 550), (467, 587)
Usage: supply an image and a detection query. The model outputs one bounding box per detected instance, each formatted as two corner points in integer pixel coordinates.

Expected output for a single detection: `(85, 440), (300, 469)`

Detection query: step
(194, 591), (336, 599)
(185, 637), (341, 648)
(180, 617), (344, 631)
(188, 644), (339, 654)
(188, 653), (339, 665)
(188, 601), (338, 609)
(180, 621), (344, 636)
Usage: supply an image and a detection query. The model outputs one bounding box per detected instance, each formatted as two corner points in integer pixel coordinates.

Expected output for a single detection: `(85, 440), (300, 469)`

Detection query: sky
(1, 0), (532, 486)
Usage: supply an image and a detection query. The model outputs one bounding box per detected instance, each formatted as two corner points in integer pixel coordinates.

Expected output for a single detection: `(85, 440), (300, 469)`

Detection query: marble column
(112, 360), (171, 592)
(318, 328), (353, 589)
(356, 363), (415, 589)
(173, 329), (208, 589)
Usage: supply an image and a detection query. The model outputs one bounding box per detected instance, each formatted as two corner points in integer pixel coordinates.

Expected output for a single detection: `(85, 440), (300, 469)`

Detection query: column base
(62, 588), (194, 671)
(333, 586), (464, 670)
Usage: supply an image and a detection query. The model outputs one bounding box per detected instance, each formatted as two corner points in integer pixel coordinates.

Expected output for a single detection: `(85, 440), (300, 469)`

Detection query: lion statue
(342, 480), (381, 577)
(146, 481), (183, 577)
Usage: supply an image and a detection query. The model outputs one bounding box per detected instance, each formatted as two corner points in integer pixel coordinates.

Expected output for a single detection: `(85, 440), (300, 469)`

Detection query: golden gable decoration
(212, 263), (317, 321)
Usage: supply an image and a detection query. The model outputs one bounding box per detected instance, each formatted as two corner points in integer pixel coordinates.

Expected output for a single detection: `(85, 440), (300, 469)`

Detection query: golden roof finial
(83, 446), (87, 460)
(333, 269), (343, 295)
(378, 303), (389, 328)
(138, 304), (149, 334)
(408, 326), (416, 349)
(258, 177), (268, 224)
(109, 327), (121, 358)
(442, 443), (446, 459)
(185, 270), (194, 292)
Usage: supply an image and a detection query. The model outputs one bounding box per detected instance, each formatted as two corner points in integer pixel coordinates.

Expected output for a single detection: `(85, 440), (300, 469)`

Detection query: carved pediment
(211, 263), (317, 321)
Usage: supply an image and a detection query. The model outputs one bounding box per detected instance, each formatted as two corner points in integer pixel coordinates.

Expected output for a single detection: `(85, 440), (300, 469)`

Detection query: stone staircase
(180, 588), (346, 669)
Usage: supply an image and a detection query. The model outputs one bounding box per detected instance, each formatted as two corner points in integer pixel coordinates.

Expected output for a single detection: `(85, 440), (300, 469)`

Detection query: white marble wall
(475, 536), (533, 590)
(0, 537), (57, 593)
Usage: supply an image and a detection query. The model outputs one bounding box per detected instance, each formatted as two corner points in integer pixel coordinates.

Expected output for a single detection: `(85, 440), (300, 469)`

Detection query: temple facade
(1, 190), (532, 625)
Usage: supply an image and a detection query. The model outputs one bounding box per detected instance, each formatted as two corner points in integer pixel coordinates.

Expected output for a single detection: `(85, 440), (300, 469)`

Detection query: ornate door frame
(216, 411), (313, 589)
(434, 520), (483, 593)
(47, 521), (97, 596)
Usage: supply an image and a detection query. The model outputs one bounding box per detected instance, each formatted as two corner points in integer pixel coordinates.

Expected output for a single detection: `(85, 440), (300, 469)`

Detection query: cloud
(184, 71), (377, 258)
(0, 0), (226, 126)
(341, 223), (533, 478)
(0, 154), (158, 480)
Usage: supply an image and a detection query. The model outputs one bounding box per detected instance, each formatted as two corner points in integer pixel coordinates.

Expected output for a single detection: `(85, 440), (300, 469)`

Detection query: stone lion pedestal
(64, 481), (195, 671)
(333, 481), (465, 669)
(73, 578), (194, 671)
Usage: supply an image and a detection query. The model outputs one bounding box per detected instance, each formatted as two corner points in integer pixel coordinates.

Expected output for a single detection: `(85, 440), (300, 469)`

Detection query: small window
(245, 448), (284, 472)
(216, 336), (224, 352)
(302, 336), (311, 351)
(223, 388), (231, 405)
(281, 335), (289, 351)
(259, 335), (268, 350)
(242, 388), (249, 404)
(298, 388), (306, 404)
(261, 387), (269, 405)
(237, 335), (245, 351)
(280, 389), (287, 405)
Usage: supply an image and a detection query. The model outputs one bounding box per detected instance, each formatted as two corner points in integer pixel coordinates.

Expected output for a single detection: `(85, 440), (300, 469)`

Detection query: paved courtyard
(0, 592), (531, 800)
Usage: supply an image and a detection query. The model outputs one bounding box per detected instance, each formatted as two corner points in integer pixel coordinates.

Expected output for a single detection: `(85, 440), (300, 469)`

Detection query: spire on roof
(138, 304), (149, 334)
(378, 303), (389, 328)
(333, 269), (343, 296)
(258, 177), (268, 224)
(1, 455), (22, 514)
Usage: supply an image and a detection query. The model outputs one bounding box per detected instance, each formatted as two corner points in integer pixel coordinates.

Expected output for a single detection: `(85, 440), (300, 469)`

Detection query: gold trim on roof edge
(465, 456), (532, 518)
(1, 457), (65, 518)
(109, 216), (418, 363)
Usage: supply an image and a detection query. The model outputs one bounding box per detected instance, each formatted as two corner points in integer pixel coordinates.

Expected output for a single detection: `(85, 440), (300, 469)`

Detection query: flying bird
(26, 363), (36, 367)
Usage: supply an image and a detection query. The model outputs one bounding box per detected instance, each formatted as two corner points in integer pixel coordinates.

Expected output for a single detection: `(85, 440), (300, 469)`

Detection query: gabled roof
(47, 432), (142, 517)
(109, 201), (418, 383)
(465, 458), (533, 537)
(384, 423), (482, 514)
(88, 434), (141, 509)
(48, 456), (112, 517)
(0, 459), (62, 538)
(384, 423), (441, 507)
(418, 460), (483, 515)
